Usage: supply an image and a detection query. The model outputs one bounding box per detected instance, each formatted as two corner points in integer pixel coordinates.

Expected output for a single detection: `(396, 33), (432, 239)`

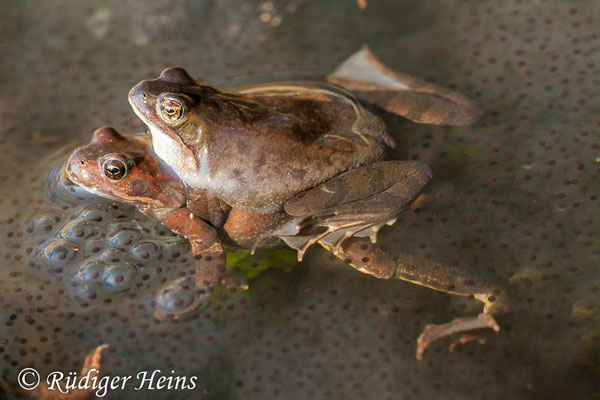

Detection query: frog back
(194, 83), (394, 214)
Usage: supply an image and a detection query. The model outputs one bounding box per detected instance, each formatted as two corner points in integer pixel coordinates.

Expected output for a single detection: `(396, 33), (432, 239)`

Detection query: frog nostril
(142, 92), (148, 103)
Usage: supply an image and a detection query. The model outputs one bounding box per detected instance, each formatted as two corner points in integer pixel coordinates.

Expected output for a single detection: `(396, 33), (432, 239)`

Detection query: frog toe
(415, 313), (500, 361)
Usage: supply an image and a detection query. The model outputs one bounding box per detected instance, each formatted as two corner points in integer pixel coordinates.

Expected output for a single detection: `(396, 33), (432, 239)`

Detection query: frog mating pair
(65, 47), (506, 360)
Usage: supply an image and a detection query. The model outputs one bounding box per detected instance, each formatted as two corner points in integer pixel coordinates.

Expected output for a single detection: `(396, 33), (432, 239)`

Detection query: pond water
(0, 1), (598, 399)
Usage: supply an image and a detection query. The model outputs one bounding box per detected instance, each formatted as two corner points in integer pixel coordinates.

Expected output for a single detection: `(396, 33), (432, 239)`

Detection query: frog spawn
(24, 202), (204, 320)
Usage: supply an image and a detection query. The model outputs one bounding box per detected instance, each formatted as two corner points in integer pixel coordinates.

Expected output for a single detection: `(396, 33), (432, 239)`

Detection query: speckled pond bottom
(0, 1), (598, 399)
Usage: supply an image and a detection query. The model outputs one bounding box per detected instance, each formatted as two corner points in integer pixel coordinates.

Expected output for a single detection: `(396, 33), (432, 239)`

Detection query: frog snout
(61, 161), (77, 187)
(128, 81), (154, 107)
(63, 151), (86, 187)
(128, 85), (143, 107)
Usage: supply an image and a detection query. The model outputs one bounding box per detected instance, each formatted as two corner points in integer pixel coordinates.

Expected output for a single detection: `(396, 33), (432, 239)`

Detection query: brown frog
(68, 48), (504, 359)
(65, 125), (503, 359)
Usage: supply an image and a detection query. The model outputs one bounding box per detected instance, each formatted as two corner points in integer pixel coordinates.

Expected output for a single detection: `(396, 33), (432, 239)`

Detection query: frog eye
(159, 98), (186, 123)
(102, 158), (128, 181)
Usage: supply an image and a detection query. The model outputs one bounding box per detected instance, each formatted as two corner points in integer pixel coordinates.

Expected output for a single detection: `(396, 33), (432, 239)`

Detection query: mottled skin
(68, 48), (506, 359)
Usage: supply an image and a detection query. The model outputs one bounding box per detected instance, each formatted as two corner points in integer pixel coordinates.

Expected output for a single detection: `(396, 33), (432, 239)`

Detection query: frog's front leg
(333, 236), (506, 360)
(152, 208), (245, 321)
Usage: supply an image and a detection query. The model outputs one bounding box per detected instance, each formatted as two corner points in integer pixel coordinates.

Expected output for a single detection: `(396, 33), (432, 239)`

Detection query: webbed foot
(416, 313), (500, 360)
(328, 236), (508, 360)
(330, 45), (483, 126)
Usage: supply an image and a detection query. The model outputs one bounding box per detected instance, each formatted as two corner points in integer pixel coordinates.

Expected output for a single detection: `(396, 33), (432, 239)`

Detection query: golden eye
(160, 98), (185, 122)
(102, 159), (128, 181)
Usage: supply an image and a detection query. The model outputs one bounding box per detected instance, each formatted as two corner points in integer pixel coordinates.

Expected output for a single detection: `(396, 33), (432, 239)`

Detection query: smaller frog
(65, 126), (506, 359)
(64, 128), (251, 321)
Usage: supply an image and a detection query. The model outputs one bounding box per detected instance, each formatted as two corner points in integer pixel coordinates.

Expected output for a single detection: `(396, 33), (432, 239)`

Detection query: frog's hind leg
(329, 45), (483, 126)
(332, 236), (505, 360)
(271, 160), (504, 359)
(276, 160), (431, 260)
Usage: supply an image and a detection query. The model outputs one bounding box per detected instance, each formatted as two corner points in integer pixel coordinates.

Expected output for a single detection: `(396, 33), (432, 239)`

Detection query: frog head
(65, 126), (186, 209)
(129, 68), (203, 145)
(128, 68), (265, 182)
